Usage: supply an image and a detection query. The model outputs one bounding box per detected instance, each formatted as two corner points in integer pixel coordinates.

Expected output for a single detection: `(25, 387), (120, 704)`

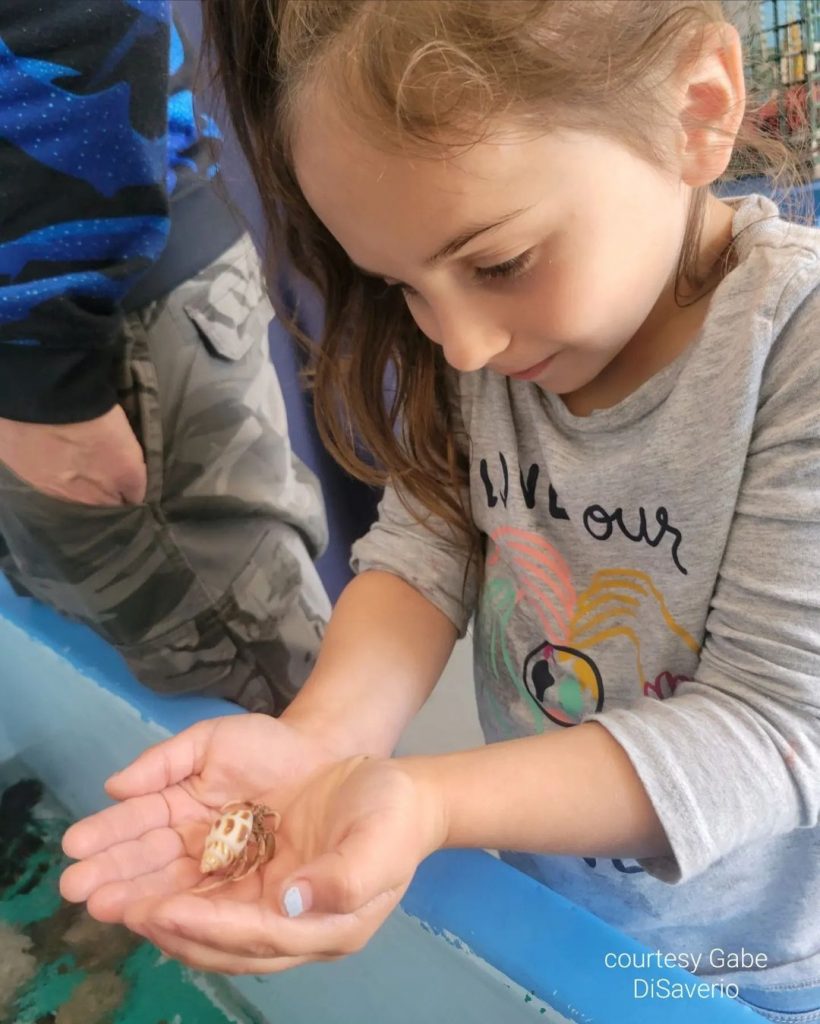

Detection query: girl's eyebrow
(351, 204), (534, 279)
(424, 205), (534, 267)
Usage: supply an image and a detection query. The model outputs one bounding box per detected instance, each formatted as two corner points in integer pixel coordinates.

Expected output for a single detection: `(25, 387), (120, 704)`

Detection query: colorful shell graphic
(523, 640), (604, 727)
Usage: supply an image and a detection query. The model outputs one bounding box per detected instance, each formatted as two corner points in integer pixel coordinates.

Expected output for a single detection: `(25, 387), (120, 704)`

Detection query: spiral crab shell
(192, 801), (281, 893)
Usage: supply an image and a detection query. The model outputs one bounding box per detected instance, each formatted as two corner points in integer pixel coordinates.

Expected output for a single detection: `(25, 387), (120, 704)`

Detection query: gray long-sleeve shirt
(351, 195), (820, 993)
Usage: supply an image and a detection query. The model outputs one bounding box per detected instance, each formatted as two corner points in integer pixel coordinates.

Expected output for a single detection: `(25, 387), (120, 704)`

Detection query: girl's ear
(676, 22), (746, 188)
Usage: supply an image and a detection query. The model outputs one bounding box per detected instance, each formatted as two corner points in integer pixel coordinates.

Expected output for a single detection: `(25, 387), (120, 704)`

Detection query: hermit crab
(192, 801), (281, 893)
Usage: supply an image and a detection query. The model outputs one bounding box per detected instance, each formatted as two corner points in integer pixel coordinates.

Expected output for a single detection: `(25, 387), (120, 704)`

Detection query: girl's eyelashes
(388, 248), (536, 298)
(473, 248), (534, 282)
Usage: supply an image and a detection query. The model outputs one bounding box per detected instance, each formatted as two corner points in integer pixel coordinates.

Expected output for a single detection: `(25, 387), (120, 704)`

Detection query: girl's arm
(285, 569), (669, 860)
(402, 725), (671, 859)
(282, 570), (460, 758)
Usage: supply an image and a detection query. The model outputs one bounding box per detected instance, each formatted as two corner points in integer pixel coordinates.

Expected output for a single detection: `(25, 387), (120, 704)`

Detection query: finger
(116, 459), (147, 504)
(60, 825), (193, 902)
(50, 479), (122, 506)
(62, 793), (181, 860)
(139, 892), (384, 961)
(108, 408), (148, 503)
(86, 856), (203, 924)
(104, 721), (218, 800)
(140, 924), (312, 975)
(278, 824), (410, 918)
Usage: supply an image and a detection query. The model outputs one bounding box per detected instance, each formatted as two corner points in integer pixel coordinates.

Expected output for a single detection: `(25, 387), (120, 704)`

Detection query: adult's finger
(56, 477), (123, 505)
(115, 456), (148, 504)
(102, 405), (147, 503)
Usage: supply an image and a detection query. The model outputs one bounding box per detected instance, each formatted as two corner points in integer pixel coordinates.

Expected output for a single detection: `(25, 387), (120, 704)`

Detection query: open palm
(59, 713), (339, 924)
(61, 720), (446, 974)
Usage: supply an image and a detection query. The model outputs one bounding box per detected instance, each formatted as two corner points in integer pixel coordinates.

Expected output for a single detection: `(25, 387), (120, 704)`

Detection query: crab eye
(522, 641), (604, 727)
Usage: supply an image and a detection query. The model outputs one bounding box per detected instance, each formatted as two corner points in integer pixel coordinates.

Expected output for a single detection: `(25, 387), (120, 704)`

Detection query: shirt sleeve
(350, 370), (479, 636)
(591, 281), (820, 883)
(350, 482), (479, 637)
(0, 0), (171, 423)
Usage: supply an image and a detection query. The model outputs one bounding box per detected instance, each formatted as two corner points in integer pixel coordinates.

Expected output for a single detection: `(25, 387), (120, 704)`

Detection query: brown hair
(201, 0), (799, 550)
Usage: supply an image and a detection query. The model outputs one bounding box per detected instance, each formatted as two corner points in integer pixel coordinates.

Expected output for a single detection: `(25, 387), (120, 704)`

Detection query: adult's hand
(0, 405), (147, 505)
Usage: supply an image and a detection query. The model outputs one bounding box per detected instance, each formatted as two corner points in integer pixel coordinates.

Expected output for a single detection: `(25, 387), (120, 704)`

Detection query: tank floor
(0, 766), (265, 1024)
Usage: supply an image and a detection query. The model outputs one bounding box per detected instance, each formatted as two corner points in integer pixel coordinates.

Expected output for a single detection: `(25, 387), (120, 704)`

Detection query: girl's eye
(473, 249), (534, 283)
(391, 248), (535, 298)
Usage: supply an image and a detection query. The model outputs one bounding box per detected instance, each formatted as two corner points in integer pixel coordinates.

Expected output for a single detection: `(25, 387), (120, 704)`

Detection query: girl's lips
(507, 353), (556, 381)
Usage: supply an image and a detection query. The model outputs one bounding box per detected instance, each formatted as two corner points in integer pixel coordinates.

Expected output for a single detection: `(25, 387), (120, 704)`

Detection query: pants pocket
(0, 239), (329, 712)
(0, 455), (326, 712)
(0, 469), (204, 649)
(0, 315), (169, 644)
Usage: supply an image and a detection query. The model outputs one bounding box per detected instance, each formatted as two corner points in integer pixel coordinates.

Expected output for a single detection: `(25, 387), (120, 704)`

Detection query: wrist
(393, 755), (452, 855)
(281, 685), (396, 760)
(279, 705), (359, 760)
(281, 666), (416, 759)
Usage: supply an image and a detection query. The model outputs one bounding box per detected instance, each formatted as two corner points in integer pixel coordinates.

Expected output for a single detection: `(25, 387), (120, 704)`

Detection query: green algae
(0, 769), (267, 1024)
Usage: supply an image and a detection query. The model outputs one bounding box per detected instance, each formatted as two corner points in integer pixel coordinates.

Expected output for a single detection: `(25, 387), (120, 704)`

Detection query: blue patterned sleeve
(0, 0), (172, 422)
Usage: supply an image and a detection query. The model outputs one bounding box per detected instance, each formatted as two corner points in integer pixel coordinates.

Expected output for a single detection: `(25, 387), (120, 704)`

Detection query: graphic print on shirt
(478, 526), (699, 733)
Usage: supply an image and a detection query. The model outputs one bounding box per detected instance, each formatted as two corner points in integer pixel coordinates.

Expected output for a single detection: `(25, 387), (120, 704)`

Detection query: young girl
(59, 2), (820, 1018)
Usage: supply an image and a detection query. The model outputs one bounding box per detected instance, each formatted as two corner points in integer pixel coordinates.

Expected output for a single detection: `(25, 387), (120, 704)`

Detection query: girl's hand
(100, 755), (448, 974)
(59, 713), (346, 924)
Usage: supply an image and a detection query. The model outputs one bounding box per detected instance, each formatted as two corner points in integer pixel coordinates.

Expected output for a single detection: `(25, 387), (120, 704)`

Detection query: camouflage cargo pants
(0, 235), (330, 715)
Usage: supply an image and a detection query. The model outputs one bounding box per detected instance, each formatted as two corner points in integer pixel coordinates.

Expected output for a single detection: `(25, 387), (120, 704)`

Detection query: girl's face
(293, 97), (716, 404)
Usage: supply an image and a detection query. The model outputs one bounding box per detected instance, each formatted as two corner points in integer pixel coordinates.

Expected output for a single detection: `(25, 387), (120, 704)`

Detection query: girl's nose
(434, 307), (510, 373)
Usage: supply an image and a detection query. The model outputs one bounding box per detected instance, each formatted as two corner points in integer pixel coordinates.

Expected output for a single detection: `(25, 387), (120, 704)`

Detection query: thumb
(104, 406), (147, 503)
(112, 419), (148, 503)
(105, 719), (217, 799)
(117, 456), (148, 504)
(279, 821), (411, 919)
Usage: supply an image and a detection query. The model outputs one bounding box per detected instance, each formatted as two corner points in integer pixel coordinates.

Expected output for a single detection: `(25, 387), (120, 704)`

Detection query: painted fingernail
(283, 883), (310, 918)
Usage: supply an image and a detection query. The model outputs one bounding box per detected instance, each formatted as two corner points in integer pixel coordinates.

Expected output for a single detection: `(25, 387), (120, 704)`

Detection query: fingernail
(283, 883), (310, 918)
